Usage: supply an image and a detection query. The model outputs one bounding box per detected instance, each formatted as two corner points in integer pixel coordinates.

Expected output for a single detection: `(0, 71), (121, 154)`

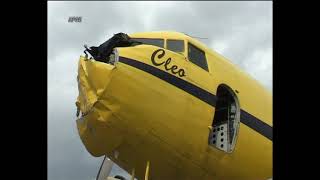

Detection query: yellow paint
(145, 161), (150, 180)
(76, 31), (272, 180)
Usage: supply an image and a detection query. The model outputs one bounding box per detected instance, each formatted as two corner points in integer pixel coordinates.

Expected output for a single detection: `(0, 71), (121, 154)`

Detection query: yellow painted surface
(76, 31), (272, 180)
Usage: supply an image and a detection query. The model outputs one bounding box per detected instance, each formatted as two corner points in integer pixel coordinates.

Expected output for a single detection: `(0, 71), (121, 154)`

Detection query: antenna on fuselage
(183, 32), (208, 40)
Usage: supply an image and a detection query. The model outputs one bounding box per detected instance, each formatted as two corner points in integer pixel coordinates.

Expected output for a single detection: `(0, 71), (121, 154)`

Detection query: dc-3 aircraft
(75, 31), (272, 180)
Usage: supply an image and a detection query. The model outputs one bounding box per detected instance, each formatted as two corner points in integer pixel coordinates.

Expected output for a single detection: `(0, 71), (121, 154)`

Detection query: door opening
(208, 85), (240, 153)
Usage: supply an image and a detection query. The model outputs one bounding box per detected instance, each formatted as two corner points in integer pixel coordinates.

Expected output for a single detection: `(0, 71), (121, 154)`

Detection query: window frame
(166, 39), (185, 53)
(187, 42), (209, 72)
(131, 38), (165, 48)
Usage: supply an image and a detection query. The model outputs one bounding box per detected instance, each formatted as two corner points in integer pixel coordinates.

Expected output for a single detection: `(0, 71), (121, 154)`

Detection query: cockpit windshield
(167, 39), (184, 53)
(131, 38), (164, 48)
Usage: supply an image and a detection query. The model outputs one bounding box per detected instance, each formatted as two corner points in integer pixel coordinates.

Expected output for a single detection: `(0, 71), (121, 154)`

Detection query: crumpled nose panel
(76, 56), (115, 115)
(76, 100), (124, 157)
(76, 56), (124, 156)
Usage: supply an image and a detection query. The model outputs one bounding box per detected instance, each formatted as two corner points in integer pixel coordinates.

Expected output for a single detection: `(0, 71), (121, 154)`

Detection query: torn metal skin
(76, 56), (124, 157)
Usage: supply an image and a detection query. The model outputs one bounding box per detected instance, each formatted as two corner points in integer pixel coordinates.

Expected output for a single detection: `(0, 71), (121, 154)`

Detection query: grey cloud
(48, 1), (125, 61)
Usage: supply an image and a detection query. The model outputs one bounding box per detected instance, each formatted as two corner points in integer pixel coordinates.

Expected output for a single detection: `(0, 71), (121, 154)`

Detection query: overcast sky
(48, 1), (272, 180)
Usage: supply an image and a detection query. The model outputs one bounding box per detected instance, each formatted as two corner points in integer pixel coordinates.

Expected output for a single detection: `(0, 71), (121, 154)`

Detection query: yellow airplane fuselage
(76, 32), (272, 180)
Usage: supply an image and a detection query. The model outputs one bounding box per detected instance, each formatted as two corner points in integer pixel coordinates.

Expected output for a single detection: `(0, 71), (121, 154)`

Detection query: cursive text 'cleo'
(151, 49), (186, 77)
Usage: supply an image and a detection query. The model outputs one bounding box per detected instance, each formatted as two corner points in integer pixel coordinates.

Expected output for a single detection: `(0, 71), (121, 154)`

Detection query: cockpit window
(131, 38), (164, 48)
(167, 39), (184, 52)
(188, 43), (209, 71)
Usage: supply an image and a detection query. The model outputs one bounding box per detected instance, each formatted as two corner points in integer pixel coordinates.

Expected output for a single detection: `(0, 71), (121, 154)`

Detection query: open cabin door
(208, 85), (240, 153)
